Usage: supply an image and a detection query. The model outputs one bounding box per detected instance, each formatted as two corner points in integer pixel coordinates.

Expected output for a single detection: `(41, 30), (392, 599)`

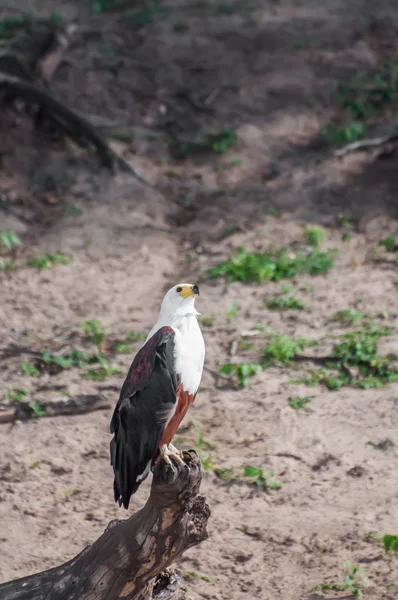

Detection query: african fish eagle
(110, 283), (205, 509)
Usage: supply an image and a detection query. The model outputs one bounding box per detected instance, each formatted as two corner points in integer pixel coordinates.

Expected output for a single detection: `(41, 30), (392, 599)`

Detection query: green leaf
(243, 465), (262, 478)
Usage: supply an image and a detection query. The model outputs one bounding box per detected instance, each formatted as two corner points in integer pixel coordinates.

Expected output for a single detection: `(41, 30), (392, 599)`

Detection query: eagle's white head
(159, 283), (200, 317)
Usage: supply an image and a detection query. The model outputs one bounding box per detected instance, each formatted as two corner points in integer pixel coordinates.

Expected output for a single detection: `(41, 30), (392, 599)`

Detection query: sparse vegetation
(208, 246), (335, 284)
(0, 230), (21, 250)
(220, 362), (263, 387)
(264, 334), (316, 365)
(171, 129), (237, 158)
(266, 285), (306, 311)
(125, 331), (146, 343)
(288, 396), (313, 409)
(27, 252), (72, 271)
(82, 319), (105, 346)
(214, 464), (282, 491)
(379, 235), (397, 252)
(312, 562), (368, 597)
(83, 356), (120, 381)
(20, 362), (41, 377)
(383, 534), (398, 552)
(332, 309), (364, 326)
(300, 324), (398, 390)
(303, 225), (327, 247)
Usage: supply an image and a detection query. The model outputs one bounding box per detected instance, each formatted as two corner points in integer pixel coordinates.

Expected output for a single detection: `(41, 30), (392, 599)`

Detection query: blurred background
(1, 1), (398, 599)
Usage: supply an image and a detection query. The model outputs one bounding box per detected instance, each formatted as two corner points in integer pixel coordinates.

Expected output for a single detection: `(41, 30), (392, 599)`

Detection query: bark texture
(0, 451), (209, 600)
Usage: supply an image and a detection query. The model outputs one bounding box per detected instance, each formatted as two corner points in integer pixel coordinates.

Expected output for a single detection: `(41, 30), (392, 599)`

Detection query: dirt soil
(1, 1), (398, 599)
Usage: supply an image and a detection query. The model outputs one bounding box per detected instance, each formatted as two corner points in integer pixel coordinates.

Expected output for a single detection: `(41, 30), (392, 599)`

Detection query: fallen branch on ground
(0, 18), (149, 185)
(334, 131), (398, 157)
(0, 451), (209, 600)
(0, 394), (109, 423)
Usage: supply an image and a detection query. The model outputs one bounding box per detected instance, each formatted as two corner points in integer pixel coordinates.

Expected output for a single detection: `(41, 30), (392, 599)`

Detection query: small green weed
(220, 363), (263, 387)
(5, 388), (45, 418)
(322, 121), (364, 144)
(170, 129), (237, 158)
(263, 334), (316, 365)
(42, 349), (90, 369)
(383, 534), (398, 552)
(288, 396), (312, 409)
(183, 571), (212, 582)
(208, 246), (335, 284)
(20, 362), (41, 377)
(214, 465), (281, 490)
(0, 230), (21, 250)
(27, 252), (72, 271)
(199, 316), (215, 326)
(332, 309), (364, 326)
(379, 235), (397, 252)
(242, 465), (282, 490)
(266, 285), (306, 311)
(226, 301), (238, 321)
(115, 343), (132, 354)
(82, 319), (105, 346)
(312, 562), (367, 597)
(303, 225), (327, 247)
(206, 130), (237, 153)
(84, 357), (120, 381)
(125, 331), (146, 343)
(299, 324), (398, 390)
(191, 419), (216, 470)
(0, 258), (14, 270)
(5, 388), (29, 402)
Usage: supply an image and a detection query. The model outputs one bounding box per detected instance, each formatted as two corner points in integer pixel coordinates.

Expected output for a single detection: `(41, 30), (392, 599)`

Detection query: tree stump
(0, 450), (210, 600)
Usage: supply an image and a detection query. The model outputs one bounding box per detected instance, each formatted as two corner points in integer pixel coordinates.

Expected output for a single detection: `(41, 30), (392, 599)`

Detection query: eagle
(110, 283), (205, 509)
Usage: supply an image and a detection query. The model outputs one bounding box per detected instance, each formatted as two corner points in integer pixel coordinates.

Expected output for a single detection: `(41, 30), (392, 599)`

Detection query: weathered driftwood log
(0, 451), (209, 600)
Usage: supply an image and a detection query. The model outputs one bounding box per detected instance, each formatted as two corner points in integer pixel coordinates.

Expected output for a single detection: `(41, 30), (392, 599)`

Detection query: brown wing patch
(159, 381), (196, 447)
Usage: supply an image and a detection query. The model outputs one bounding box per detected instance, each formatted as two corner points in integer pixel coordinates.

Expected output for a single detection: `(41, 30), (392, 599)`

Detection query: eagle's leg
(159, 443), (186, 468)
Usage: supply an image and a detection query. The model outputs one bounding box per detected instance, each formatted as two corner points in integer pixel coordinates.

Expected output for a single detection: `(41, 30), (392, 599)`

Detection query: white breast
(172, 316), (205, 395)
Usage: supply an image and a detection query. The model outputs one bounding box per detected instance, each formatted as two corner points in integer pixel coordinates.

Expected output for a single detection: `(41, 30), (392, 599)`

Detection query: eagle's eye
(176, 287), (182, 293)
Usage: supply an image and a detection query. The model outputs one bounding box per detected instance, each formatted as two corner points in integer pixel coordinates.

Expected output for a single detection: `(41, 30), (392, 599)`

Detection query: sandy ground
(1, 1), (398, 599)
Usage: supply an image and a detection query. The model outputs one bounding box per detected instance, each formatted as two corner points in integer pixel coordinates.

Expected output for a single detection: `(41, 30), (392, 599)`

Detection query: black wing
(110, 326), (177, 509)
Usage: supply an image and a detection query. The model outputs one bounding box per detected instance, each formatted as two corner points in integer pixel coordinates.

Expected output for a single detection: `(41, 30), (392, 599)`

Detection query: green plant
(115, 343), (132, 354)
(84, 357), (120, 381)
(4, 388), (45, 418)
(208, 246), (335, 284)
(379, 235), (397, 252)
(299, 324), (398, 390)
(288, 396), (312, 409)
(220, 363), (263, 387)
(199, 316), (215, 326)
(5, 388), (29, 402)
(332, 309), (364, 326)
(322, 121), (364, 144)
(125, 331), (146, 343)
(42, 349), (90, 369)
(0, 230), (21, 250)
(266, 285), (306, 311)
(206, 129), (237, 153)
(242, 465), (282, 490)
(20, 362), (41, 377)
(383, 534), (398, 552)
(82, 319), (105, 345)
(190, 419), (216, 471)
(263, 334), (316, 365)
(27, 252), (72, 271)
(0, 258), (14, 270)
(303, 225), (327, 247)
(226, 301), (238, 321)
(312, 562), (367, 597)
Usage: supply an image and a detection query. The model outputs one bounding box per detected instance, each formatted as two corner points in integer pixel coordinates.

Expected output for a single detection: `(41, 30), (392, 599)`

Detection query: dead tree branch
(0, 394), (110, 424)
(0, 451), (209, 600)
